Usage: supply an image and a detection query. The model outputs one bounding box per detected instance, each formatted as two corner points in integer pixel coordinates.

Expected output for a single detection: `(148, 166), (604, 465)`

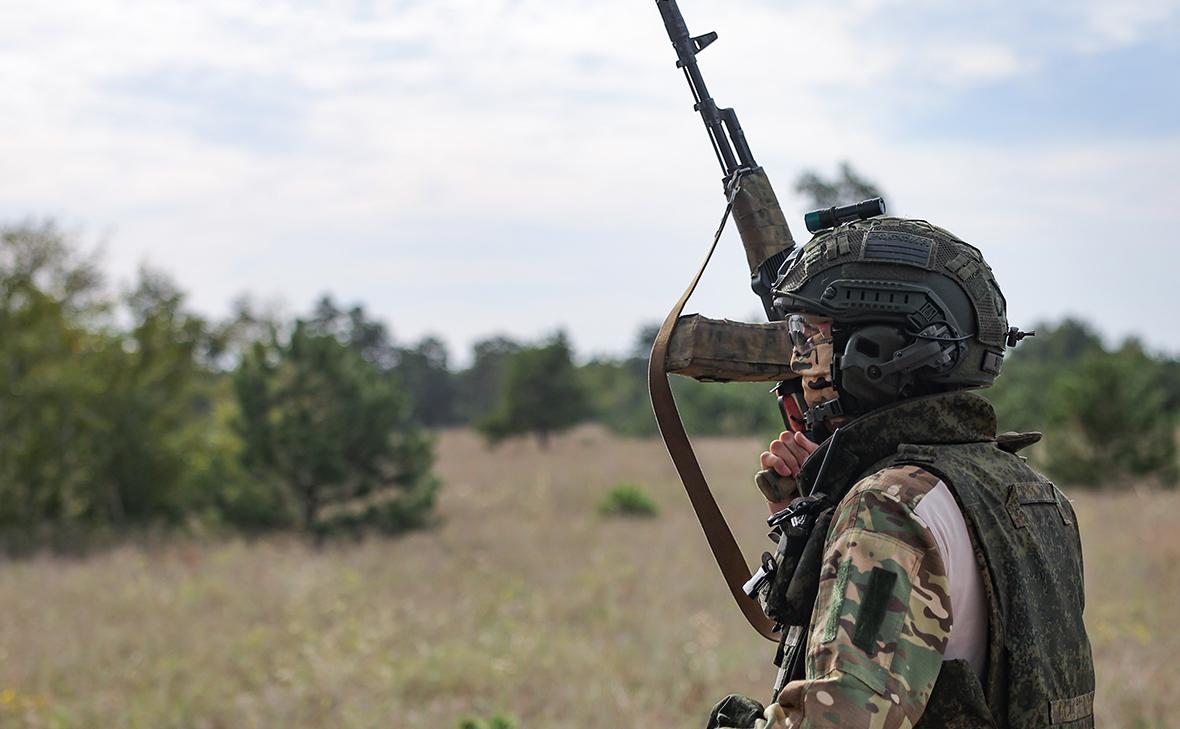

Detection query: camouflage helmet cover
(772, 216), (1010, 393)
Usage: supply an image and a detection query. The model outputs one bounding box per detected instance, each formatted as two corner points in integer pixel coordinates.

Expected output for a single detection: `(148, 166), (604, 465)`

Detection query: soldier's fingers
(793, 431), (820, 453)
(760, 451), (792, 478)
(781, 432), (820, 466)
(781, 437), (812, 465)
(769, 440), (801, 476)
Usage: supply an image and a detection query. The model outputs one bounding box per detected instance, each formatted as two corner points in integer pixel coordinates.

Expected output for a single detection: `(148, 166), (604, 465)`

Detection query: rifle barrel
(655, 0), (745, 175)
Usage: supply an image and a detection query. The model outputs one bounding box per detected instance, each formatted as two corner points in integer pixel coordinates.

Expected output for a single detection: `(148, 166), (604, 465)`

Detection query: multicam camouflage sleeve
(775, 466), (952, 729)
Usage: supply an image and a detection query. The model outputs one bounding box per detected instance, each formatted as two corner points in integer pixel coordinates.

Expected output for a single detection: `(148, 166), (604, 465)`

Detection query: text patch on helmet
(862, 232), (933, 267)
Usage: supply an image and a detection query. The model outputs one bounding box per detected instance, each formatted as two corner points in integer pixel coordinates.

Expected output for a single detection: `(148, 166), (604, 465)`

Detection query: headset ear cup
(921, 322), (966, 375)
(837, 326), (910, 411)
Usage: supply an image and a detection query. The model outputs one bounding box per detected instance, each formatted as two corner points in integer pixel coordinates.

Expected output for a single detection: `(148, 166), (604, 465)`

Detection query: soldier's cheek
(802, 379), (839, 410)
(790, 353), (826, 378)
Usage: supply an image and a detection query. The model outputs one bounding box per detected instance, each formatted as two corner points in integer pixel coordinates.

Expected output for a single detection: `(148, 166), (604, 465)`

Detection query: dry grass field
(0, 426), (1177, 728)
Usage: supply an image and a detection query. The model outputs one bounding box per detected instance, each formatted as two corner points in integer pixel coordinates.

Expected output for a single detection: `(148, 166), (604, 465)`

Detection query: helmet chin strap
(803, 397), (844, 434)
(774, 376), (839, 442)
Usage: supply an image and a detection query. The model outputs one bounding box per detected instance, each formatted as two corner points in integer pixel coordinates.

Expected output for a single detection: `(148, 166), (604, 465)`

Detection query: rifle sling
(648, 179), (779, 642)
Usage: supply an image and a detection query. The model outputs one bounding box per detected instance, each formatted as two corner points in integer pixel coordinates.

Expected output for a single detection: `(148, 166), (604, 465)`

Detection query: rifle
(647, 0), (800, 644)
(654, 0), (795, 321)
(650, 1), (886, 385)
(648, 5), (893, 704)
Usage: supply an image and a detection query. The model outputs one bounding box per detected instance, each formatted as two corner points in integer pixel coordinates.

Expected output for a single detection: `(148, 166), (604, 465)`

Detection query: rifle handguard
(730, 167), (795, 275)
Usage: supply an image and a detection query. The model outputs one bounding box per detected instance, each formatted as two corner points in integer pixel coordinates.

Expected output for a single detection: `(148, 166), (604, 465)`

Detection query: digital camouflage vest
(785, 391), (1095, 729)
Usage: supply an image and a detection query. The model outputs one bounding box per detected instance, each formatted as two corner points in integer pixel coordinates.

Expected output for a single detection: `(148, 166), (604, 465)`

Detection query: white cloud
(1074, 0), (1180, 51)
(0, 0), (1176, 362)
(925, 42), (1029, 84)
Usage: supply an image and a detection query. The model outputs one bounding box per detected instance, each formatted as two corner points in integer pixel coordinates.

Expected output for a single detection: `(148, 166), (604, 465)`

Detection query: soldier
(708, 217), (1095, 729)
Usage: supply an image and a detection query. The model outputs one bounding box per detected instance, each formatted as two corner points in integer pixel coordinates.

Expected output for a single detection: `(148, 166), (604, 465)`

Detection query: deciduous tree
(234, 320), (438, 533)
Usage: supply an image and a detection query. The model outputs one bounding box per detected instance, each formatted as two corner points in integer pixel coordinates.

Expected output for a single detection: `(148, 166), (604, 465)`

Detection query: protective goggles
(787, 314), (833, 358)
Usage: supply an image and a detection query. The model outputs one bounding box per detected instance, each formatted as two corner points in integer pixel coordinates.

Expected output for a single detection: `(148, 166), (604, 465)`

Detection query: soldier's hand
(762, 430), (819, 478)
(759, 431), (819, 512)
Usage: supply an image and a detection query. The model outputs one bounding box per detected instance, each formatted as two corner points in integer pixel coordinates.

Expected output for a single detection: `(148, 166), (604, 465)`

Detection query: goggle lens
(788, 314), (832, 357)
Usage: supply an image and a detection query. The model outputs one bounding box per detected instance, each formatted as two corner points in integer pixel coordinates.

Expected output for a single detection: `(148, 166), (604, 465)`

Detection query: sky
(1, 0), (1178, 365)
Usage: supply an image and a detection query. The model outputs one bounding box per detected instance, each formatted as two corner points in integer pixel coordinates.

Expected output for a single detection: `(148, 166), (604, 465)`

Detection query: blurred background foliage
(1, 212), (1176, 547)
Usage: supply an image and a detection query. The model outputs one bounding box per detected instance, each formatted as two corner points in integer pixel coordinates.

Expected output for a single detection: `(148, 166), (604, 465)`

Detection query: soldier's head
(773, 216), (1023, 434)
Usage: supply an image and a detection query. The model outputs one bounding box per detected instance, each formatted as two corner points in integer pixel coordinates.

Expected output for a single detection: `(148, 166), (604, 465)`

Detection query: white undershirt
(913, 481), (988, 677)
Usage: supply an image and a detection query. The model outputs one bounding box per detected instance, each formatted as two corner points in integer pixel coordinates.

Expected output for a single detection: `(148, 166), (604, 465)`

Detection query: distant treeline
(1, 223), (441, 541)
(2, 223), (1176, 544)
(390, 313), (1180, 487)
(473, 319), (1180, 488)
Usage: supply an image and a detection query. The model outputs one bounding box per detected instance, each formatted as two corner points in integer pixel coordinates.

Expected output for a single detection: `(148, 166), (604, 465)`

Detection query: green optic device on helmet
(773, 215), (1031, 429)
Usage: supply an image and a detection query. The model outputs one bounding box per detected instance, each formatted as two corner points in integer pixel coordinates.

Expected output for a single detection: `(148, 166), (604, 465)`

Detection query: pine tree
(477, 332), (587, 448)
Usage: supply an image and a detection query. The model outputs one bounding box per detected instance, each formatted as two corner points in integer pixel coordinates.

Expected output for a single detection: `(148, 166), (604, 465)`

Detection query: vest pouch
(916, 659), (997, 729)
(764, 506), (835, 626)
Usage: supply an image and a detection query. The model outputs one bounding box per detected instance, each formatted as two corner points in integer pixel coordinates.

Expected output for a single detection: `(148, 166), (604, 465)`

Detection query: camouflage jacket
(750, 391), (1094, 729)
(775, 463), (950, 728)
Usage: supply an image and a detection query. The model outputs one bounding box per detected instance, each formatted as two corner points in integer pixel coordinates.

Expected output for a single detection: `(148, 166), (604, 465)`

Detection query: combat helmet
(772, 216), (1027, 427)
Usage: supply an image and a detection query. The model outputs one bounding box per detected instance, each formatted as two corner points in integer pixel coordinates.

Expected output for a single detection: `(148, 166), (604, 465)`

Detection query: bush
(598, 483), (659, 518)
(457, 715), (516, 729)
(314, 474), (442, 540)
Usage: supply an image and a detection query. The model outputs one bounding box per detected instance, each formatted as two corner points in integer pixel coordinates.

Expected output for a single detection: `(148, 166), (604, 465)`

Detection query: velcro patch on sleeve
(821, 558), (853, 644)
(852, 567), (899, 652)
